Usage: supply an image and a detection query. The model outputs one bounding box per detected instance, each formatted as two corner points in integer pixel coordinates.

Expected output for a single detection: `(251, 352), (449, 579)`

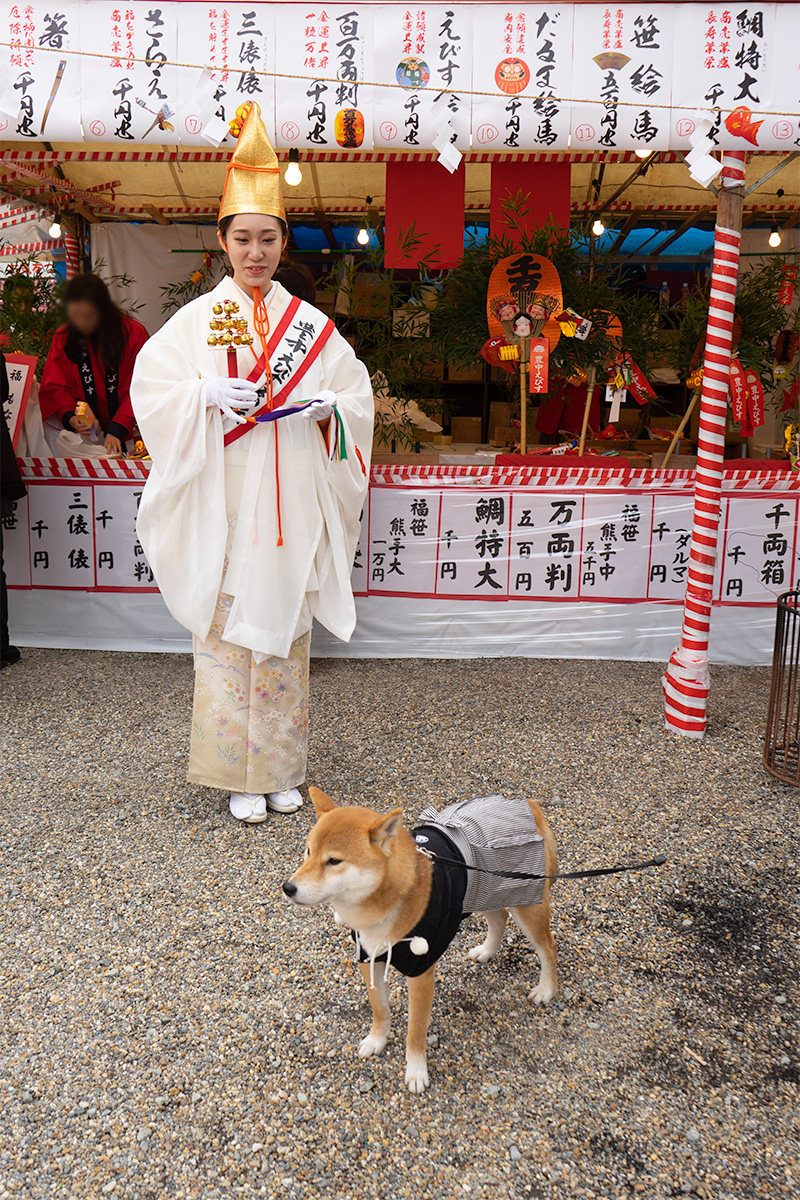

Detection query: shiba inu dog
(282, 788), (558, 1094)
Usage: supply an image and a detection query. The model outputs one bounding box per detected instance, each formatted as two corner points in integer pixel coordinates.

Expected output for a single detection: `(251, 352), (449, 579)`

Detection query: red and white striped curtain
(662, 150), (747, 738)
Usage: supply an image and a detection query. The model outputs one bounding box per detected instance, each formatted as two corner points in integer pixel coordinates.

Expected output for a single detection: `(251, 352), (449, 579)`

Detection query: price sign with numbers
(2, 352), (36, 450)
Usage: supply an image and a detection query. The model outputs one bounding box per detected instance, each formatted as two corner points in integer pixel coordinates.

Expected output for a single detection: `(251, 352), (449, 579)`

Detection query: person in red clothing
(39, 274), (149, 456)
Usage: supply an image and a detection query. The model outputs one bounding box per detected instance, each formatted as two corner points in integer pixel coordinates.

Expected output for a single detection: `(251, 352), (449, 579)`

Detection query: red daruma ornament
(335, 108), (365, 148)
(495, 58), (530, 95)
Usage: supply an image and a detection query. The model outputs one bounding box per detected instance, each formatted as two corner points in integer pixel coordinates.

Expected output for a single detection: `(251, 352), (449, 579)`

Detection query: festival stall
(5, 454), (797, 666)
(2, 4), (800, 704)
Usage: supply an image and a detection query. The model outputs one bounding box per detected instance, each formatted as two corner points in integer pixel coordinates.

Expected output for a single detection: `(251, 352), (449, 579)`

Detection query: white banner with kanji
(274, 5), (373, 151)
(373, 5), (472, 151)
(570, 4), (676, 152)
(0, 1), (82, 141)
(471, 6), (573, 152)
(176, 4), (277, 147)
(0, 3), (799, 150)
(670, 3), (780, 151)
(78, 2), (180, 144)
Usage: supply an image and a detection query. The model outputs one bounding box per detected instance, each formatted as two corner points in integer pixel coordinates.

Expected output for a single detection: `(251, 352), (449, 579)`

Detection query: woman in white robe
(130, 105), (373, 823)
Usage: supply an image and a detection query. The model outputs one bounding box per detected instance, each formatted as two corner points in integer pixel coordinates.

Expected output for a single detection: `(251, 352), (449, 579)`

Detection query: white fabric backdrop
(91, 223), (221, 335)
(8, 587), (778, 666)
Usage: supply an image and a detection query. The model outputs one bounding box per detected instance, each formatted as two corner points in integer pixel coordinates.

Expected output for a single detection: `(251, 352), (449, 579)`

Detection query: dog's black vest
(355, 826), (468, 977)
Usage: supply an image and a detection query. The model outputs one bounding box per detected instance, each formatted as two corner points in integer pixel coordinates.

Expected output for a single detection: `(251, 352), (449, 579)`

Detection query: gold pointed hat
(219, 102), (286, 224)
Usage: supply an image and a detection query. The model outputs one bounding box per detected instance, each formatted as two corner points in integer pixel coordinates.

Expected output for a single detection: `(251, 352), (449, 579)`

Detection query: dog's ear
(309, 787), (338, 815)
(370, 808), (404, 855)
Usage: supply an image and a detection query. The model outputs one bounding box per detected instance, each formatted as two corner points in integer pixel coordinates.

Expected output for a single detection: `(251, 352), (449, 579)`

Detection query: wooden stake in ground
(660, 389), (700, 466)
(578, 366), (598, 457)
(662, 150), (747, 738)
(519, 338), (530, 455)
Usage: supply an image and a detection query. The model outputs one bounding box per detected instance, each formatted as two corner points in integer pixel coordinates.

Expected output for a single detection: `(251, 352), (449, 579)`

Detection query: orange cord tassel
(274, 431), (283, 547)
(251, 285), (273, 410)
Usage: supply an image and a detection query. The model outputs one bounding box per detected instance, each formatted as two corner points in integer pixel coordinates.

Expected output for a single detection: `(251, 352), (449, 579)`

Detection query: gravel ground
(1, 649), (798, 1200)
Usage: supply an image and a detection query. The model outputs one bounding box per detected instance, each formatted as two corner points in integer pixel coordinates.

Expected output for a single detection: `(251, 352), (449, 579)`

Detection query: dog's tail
(527, 800), (558, 887)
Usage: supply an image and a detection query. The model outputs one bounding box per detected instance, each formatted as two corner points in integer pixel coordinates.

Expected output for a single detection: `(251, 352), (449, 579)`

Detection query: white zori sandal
(229, 792), (268, 824)
(266, 789), (304, 814)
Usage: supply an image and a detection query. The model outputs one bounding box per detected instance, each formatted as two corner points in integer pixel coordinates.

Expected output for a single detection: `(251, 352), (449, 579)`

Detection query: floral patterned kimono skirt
(186, 444), (310, 794)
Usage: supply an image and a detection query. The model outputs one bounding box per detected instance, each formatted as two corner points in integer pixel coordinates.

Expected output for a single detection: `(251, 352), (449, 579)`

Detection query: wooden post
(663, 150), (747, 738)
(578, 366), (597, 457)
(660, 389), (700, 466)
(518, 338), (531, 455)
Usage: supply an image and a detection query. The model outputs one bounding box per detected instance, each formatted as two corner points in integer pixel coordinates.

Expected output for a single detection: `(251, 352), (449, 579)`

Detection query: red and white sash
(224, 296), (335, 448)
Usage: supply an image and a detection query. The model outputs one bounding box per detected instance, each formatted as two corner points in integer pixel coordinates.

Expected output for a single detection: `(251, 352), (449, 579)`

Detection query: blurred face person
(38, 272), (150, 457)
(65, 298), (102, 340)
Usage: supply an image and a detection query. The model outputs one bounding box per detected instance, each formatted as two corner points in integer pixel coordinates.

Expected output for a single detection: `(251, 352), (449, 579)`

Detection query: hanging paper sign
(670, 3), (778, 151)
(556, 308), (592, 340)
(781, 380), (800, 414)
(570, 3), (675, 152)
(373, 5), (472, 150)
(729, 358), (748, 423)
(778, 266), (797, 307)
(486, 253), (562, 352)
(744, 368), (765, 430)
(605, 385), (626, 423)
(367, 487), (442, 597)
(177, 4), (277, 146)
(275, 5), (372, 150)
(619, 351), (656, 405)
(721, 495), (798, 604)
(579, 493), (654, 601)
(739, 409), (755, 438)
(13, 479), (157, 590)
(766, 7), (800, 150)
(471, 6), (573, 152)
(773, 330), (798, 379)
(529, 337), (549, 393)
(0, 1), (82, 141)
(434, 489), (511, 601)
(2, 351), (36, 449)
(80, 3), (180, 144)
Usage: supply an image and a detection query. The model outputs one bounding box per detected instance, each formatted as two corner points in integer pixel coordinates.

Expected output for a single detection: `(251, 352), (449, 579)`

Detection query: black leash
(419, 850), (667, 883)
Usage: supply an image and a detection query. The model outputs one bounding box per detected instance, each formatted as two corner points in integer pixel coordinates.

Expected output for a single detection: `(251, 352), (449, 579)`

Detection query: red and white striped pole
(63, 228), (81, 279)
(662, 150), (747, 738)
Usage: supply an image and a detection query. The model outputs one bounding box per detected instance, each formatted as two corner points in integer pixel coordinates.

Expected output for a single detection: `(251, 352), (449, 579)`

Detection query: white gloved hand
(302, 389), (336, 422)
(203, 376), (259, 426)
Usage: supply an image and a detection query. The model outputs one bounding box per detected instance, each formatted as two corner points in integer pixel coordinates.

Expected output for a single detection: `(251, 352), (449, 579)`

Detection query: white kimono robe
(130, 280), (373, 792)
(131, 279), (373, 660)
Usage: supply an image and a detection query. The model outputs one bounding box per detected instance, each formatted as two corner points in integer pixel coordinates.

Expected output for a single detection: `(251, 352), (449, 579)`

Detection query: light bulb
(284, 148), (302, 187)
(592, 218), (605, 236)
(769, 224), (782, 248)
(356, 226), (369, 246)
(49, 218), (62, 238)
(634, 147), (650, 158)
(284, 161), (302, 186)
